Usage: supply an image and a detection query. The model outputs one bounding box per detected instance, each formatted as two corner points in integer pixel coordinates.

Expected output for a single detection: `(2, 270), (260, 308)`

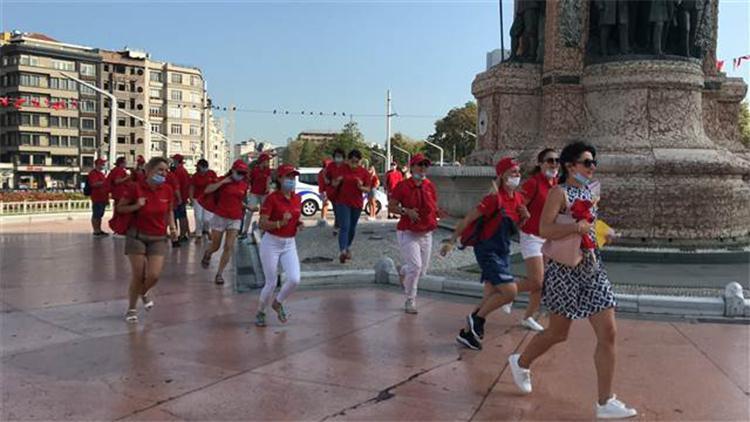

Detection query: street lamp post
(391, 145), (411, 165)
(59, 72), (117, 167)
(117, 108), (174, 156)
(423, 139), (445, 167)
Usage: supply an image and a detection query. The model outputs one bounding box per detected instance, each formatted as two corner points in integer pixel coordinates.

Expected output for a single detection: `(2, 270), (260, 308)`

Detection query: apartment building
(207, 114), (229, 174)
(0, 32), (101, 189)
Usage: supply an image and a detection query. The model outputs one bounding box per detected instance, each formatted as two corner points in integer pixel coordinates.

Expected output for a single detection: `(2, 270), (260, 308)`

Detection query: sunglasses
(544, 158), (560, 164)
(576, 159), (597, 168)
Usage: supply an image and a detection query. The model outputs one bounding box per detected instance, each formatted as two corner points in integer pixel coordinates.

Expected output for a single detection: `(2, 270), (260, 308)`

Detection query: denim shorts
(174, 203), (187, 219)
(474, 243), (514, 286)
(92, 202), (107, 219)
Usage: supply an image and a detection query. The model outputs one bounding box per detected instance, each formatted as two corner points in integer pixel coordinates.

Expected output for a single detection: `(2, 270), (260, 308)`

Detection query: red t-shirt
(338, 165), (371, 209)
(123, 180), (174, 236)
(88, 169), (109, 203)
(317, 169), (327, 194)
(213, 177), (249, 220)
(521, 173), (557, 236)
(191, 170), (218, 200)
(174, 164), (191, 202)
(385, 170), (403, 192)
(390, 178), (439, 233)
(249, 167), (271, 195)
(107, 166), (130, 200)
(370, 173), (380, 189)
(261, 191), (302, 238)
(131, 168), (146, 184)
(476, 190), (525, 241)
(166, 172), (181, 204)
(324, 163), (349, 203)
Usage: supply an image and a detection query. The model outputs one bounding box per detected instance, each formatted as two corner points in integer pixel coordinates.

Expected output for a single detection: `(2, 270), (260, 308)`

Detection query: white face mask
(544, 169), (558, 179)
(506, 176), (521, 189)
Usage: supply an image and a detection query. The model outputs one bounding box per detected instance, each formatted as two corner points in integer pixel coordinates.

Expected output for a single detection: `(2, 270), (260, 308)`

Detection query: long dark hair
(531, 148), (556, 175)
(558, 141), (596, 184)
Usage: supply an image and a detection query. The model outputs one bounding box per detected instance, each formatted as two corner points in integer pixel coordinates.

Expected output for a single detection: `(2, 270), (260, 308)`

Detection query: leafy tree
(739, 101), (750, 148)
(427, 101), (478, 163)
(390, 132), (425, 165)
(298, 140), (324, 167)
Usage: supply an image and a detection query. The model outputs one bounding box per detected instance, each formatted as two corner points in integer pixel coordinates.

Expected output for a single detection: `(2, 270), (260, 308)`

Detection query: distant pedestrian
(388, 154), (438, 314)
(132, 155), (146, 184)
(166, 163), (183, 248)
(116, 157), (178, 323)
(255, 164), (302, 327)
(317, 158), (332, 224)
(324, 148), (348, 237)
(330, 149), (371, 263)
(189, 159), (218, 241)
(107, 156), (130, 204)
(201, 159), (250, 285)
(87, 157), (109, 236)
(240, 152), (272, 239)
(506, 141), (636, 420)
(171, 154), (192, 242)
(385, 161), (404, 219)
(367, 164), (381, 219)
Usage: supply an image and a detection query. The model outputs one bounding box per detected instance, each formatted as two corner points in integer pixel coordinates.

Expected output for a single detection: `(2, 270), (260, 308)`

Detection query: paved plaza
(1, 219), (749, 421)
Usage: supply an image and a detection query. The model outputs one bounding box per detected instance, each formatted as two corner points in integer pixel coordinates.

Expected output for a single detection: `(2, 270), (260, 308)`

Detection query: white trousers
(193, 201), (212, 235)
(397, 230), (432, 300)
(258, 232), (301, 311)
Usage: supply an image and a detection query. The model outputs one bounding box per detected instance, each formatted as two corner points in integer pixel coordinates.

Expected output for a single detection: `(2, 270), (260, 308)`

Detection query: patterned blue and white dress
(541, 184), (616, 319)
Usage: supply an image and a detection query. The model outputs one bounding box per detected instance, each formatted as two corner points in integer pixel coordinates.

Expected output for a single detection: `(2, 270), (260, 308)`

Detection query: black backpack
(83, 180), (92, 196)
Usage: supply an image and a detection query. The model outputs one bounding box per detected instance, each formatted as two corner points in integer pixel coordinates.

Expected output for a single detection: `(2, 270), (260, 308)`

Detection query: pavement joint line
(115, 305), (408, 421)
(468, 327), (533, 421)
(669, 321), (749, 395)
(247, 371), (380, 395)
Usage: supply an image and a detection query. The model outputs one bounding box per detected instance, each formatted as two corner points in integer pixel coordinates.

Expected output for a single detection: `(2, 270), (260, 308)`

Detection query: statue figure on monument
(595, 0), (631, 56)
(675, 0), (700, 57)
(649, 0), (676, 55)
(509, 0), (543, 62)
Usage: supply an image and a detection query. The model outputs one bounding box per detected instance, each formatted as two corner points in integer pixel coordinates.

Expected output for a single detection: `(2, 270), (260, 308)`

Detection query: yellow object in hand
(595, 219), (614, 248)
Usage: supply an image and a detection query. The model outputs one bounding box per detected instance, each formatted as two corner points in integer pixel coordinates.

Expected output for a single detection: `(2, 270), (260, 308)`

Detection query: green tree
(390, 132), (425, 165)
(326, 121), (371, 161)
(427, 101), (478, 163)
(298, 140), (324, 167)
(282, 140), (303, 166)
(739, 101), (750, 147)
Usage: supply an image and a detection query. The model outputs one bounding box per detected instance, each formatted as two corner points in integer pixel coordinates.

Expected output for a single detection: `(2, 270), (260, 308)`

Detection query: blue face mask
(232, 171), (244, 182)
(573, 172), (590, 186)
(412, 173), (425, 181)
(282, 179), (296, 192)
(151, 174), (166, 185)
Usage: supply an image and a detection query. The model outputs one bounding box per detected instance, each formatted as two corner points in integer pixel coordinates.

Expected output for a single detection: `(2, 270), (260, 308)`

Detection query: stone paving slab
(1, 219), (749, 421)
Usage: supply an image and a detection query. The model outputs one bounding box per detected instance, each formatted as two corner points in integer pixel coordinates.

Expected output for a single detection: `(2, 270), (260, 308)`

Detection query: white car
(296, 167), (388, 217)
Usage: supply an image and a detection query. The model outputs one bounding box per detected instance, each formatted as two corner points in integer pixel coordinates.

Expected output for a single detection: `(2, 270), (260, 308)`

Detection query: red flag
(716, 60), (725, 72)
(13, 98), (26, 109)
(45, 98), (50, 108)
(0, 97), (8, 107)
(71, 99), (78, 109)
(31, 99), (40, 107)
(52, 101), (63, 110)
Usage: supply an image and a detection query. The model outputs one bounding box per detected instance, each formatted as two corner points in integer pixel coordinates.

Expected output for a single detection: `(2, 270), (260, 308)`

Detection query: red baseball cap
(495, 157), (519, 176)
(231, 159), (249, 173)
(172, 154), (184, 163)
(136, 155), (145, 164)
(409, 153), (431, 167)
(94, 158), (106, 166)
(277, 164), (300, 178)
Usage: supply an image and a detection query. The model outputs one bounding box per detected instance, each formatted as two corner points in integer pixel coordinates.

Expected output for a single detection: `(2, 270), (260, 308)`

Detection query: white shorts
(520, 231), (546, 259)
(210, 215), (242, 232)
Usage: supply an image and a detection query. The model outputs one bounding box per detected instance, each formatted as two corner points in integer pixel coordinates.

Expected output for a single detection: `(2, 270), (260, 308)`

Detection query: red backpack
(108, 184), (139, 235)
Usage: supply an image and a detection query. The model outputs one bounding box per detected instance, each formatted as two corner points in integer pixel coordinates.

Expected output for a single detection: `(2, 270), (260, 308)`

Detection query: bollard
(723, 282), (745, 317)
(374, 257), (396, 285)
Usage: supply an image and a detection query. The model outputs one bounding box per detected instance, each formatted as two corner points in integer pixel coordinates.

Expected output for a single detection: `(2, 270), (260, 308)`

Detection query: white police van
(296, 167), (387, 217)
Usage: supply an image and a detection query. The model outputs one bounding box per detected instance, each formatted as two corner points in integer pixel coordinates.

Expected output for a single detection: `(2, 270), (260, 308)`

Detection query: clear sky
(2, 0), (748, 148)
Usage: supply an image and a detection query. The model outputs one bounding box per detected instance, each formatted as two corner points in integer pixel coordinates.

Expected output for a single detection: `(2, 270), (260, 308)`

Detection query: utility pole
(499, 0), (505, 60)
(385, 90), (394, 172)
(228, 104), (236, 146)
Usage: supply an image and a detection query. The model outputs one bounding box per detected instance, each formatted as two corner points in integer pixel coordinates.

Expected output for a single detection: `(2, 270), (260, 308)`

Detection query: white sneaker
(501, 302), (512, 314)
(404, 298), (418, 314)
(507, 354), (532, 394)
(595, 395), (637, 419)
(521, 316), (544, 332)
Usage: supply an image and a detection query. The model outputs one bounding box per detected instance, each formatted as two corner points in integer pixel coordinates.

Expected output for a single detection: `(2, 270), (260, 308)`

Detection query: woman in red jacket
(201, 159), (250, 285)
(115, 157), (178, 323)
(329, 149), (371, 263)
(255, 164), (302, 327)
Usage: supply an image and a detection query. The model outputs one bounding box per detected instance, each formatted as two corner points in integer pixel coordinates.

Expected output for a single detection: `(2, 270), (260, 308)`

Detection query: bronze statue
(509, 0), (543, 61)
(675, 0), (699, 57)
(649, 0), (676, 55)
(595, 0), (631, 55)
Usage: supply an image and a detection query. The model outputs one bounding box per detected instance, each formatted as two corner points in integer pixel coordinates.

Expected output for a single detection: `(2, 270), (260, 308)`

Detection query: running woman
(330, 149), (371, 263)
(240, 152), (272, 239)
(507, 141), (636, 419)
(440, 157), (530, 350)
(189, 158), (218, 241)
(116, 157), (178, 323)
(201, 159), (250, 285)
(385, 161), (403, 219)
(366, 163), (381, 219)
(87, 157), (109, 236)
(255, 164), (303, 327)
(388, 154), (438, 314)
(324, 148), (348, 237)
(317, 158), (332, 224)
(107, 156), (131, 205)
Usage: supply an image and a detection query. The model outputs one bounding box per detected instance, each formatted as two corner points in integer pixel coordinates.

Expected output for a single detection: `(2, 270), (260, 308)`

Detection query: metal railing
(0, 199), (93, 215)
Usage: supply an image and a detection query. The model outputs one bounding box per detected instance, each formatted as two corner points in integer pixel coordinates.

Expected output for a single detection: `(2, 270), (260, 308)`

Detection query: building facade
(207, 113), (229, 174)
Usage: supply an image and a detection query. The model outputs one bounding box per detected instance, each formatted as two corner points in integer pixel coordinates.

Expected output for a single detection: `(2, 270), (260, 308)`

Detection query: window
(49, 135), (59, 146)
(69, 136), (79, 147)
(20, 73), (46, 87)
(149, 88), (161, 99)
(149, 106), (162, 116)
(117, 83), (126, 91)
(103, 82), (110, 91)
(130, 99), (136, 109)
(52, 60), (75, 71)
(117, 100), (126, 109)
(187, 109), (201, 120)
(117, 136), (126, 144)
(49, 77), (76, 90)
(171, 73), (183, 84)
(80, 63), (96, 77)
(167, 106), (182, 118)
(151, 123), (162, 133)
(171, 90), (182, 101)
(115, 65), (126, 74)
(19, 55), (40, 66)
(81, 118), (96, 130)
(189, 125), (199, 136)
(103, 64), (110, 72)
(191, 75), (201, 87)
(191, 92), (202, 103)
(81, 137), (95, 148)
(33, 154), (46, 165)
(82, 156), (94, 167)
(118, 118), (126, 127)
(130, 81), (136, 92)
(150, 71), (163, 82)
(170, 124), (182, 135)
(80, 100), (96, 112)
(50, 116), (59, 127)
(70, 117), (78, 128)
(80, 85), (96, 96)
